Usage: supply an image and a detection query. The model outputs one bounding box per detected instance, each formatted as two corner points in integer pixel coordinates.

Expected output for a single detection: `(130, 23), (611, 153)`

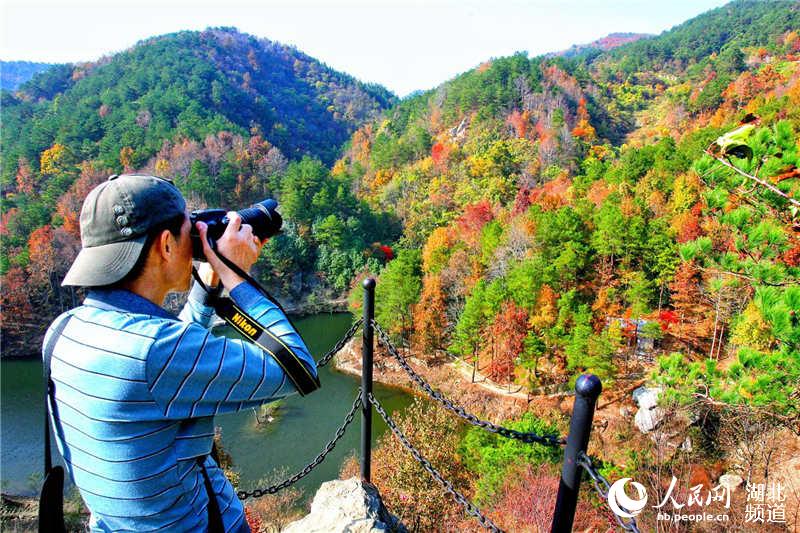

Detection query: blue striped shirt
(43, 282), (317, 532)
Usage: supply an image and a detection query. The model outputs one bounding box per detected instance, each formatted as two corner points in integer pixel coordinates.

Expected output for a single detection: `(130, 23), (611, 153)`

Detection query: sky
(1, 0), (731, 97)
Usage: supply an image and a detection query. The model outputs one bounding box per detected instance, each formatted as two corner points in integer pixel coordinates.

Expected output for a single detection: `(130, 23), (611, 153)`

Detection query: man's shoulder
(48, 304), (184, 346)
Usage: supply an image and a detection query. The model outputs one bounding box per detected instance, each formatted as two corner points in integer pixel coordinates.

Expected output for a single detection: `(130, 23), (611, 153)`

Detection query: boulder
(283, 478), (405, 533)
(632, 386), (665, 434)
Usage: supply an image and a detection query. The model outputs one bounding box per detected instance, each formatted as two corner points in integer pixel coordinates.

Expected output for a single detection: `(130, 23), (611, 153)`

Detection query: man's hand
(196, 212), (265, 289)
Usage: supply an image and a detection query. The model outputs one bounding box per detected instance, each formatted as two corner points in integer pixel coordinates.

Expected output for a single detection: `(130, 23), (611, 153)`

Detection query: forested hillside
(3, 1), (800, 529)
(0, 27), (399, 352)
(330, 2), (800, 528)
(340, 0), (800, 406)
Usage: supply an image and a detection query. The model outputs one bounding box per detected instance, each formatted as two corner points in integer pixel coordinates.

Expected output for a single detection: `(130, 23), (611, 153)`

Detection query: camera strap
(209, 295), (320, 395)
(191, 251), (320, 396)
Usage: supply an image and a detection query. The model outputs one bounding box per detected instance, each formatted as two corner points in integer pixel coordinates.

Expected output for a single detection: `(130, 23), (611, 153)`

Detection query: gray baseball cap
(62, 174), (186, 287)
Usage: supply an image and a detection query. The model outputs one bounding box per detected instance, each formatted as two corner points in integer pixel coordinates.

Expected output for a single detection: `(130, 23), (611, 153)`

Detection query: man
(44, 174), (317, 532)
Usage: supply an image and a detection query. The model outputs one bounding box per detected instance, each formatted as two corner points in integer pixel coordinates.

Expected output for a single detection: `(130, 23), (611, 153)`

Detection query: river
(0, 312), (413, 506)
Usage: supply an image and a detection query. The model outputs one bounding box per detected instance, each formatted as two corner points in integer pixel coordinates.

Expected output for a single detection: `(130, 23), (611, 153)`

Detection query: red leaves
(379, 244), (394, 261)
(506, 109), (530, 139)
(431, 141), (451, 169)
(486, 301), (529, 383)
(658, 310), (680, 332)
(456, 200), (494, 245)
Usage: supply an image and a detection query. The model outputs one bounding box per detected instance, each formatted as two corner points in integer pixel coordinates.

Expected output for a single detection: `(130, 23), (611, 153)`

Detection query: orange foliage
(506, 109), (530, 138)
(0, 208), (18, 237)
(28, 225), (55, 284)
(485, 301), (529, 383)
(571, 97), (596, 140)
(781, 242), (800, 267)
(431, 141), (451, 169)
(530, 285), (558, 332)
(244, 507), (264, 533)
(119, 146), (135, 172)
(592, 287), (623, 327)
(57, 163), (108, 238)
(457, 200), (494, 246)
(422, 226), (453, 273)
(668, 261), (714, 350)
(485, 464), (609, 533)
(412, 275), (449, 358)
(673, 203), (704, 243)
(15, 158), (35, 195)
(586, 180), (613, 207)
(527, 175), (571, 211)
(350, 125), (373, 165)
(0, 267), (34, 336)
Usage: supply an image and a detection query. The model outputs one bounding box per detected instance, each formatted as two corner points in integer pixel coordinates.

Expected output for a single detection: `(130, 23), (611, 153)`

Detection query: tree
(450, 280), (486, 361)
(485, 301), (529, 384)
(365, 398), (469, 530)
(668, 260), (714, 351)
(375, 249), (422, 342)
(411, 274), (448, 360)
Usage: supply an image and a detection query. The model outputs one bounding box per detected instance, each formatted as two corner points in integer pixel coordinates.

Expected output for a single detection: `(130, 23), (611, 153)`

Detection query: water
(0, 312), (413, 505)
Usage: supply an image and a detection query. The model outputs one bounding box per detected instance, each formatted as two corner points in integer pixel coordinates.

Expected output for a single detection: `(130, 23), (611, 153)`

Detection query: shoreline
(331, 337), (568, 424)
(0, 298), (350, 360)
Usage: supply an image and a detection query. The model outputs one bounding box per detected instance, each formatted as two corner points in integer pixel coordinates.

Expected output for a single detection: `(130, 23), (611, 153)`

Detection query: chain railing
(372, 320), (566, 448)
(369, 392), (505, 532)
(577, 452), (642, 533)
(231, 278), (642, 533)
(236, 390), (362, 500)
(316, 318), (363, 368)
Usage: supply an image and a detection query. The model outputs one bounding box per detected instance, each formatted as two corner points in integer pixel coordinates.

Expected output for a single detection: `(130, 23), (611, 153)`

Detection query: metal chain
(236, 390), (362, 500)
(316, 318), (363, 368)
(372, 320), (565, 448)
(577, 452), (642, 533)
(369, 392), (505, 533)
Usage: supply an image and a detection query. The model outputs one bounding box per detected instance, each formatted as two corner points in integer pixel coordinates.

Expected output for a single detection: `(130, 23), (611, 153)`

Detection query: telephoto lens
(190, 199), (282, 260)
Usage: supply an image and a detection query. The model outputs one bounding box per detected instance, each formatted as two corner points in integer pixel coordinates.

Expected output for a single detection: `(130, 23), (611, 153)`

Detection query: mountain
(1, 27), (395, 188)
(334, 2), (800, 527)
(554, 32), (651, 57)
(0, 27), (399, 352)
(337, 0), (800, 408)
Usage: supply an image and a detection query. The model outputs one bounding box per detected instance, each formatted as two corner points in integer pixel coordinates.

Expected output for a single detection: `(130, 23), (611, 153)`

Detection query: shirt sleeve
(146, 282), (317, 419)
(177, 281), (217, 328)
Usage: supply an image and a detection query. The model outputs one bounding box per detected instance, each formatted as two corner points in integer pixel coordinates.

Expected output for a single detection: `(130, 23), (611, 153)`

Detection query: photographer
(43, 174), (317, 532)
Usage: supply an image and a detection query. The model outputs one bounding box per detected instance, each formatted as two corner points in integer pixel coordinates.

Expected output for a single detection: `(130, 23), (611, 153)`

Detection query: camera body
(190, 199), (282, 260)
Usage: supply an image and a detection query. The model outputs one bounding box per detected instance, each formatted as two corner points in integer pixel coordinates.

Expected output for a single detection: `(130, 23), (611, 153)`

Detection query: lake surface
(0, 312), (413, 505)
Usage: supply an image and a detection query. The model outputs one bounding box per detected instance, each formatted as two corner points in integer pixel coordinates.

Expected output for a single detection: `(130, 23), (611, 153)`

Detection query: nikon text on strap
(211, 296), (320, 395)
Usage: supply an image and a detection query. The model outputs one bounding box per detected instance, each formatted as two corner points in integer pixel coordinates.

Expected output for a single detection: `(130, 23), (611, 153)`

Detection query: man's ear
(156, 229), (174, 261)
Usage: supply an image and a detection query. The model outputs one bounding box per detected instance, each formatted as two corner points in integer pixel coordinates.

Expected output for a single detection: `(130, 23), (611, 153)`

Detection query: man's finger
(226, 211), (242, 233)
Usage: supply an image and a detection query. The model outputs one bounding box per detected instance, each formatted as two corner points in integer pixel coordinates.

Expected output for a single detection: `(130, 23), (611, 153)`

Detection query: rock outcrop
(632, 386), (665, 434)
(283, 478), (405, 533)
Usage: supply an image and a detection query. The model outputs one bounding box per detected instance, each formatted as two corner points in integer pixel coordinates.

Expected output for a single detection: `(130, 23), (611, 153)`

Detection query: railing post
(360, 278), (376, 483)
(551, 374), (602, 533)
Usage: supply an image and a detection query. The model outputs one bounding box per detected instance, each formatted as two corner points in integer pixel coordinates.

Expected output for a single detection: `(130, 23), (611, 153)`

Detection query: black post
(360, 278), (376, 482)
(551, 374), (602, 533)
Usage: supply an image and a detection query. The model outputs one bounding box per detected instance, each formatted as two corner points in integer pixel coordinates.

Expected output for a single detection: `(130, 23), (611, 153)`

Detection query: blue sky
(1, 0), (730, 96)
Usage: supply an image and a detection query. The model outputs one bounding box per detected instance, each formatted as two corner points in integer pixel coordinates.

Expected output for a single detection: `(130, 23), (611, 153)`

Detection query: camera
(190, 199), (282, 260)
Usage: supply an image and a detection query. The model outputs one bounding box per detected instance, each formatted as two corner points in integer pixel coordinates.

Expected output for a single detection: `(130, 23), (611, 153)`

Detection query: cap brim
(62, 235), (147, 287)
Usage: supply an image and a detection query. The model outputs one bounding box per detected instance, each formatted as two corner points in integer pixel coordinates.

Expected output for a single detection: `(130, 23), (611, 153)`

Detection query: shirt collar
(84, 288), (176, 320)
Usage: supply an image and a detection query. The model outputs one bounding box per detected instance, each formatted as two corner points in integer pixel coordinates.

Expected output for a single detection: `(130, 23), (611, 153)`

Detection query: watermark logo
(607, 478), (648, 518)
(605, 475), (787, 525)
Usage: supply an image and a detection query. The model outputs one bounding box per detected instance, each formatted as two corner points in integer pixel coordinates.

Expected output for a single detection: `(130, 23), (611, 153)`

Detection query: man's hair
(109, 212), (187, 287)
